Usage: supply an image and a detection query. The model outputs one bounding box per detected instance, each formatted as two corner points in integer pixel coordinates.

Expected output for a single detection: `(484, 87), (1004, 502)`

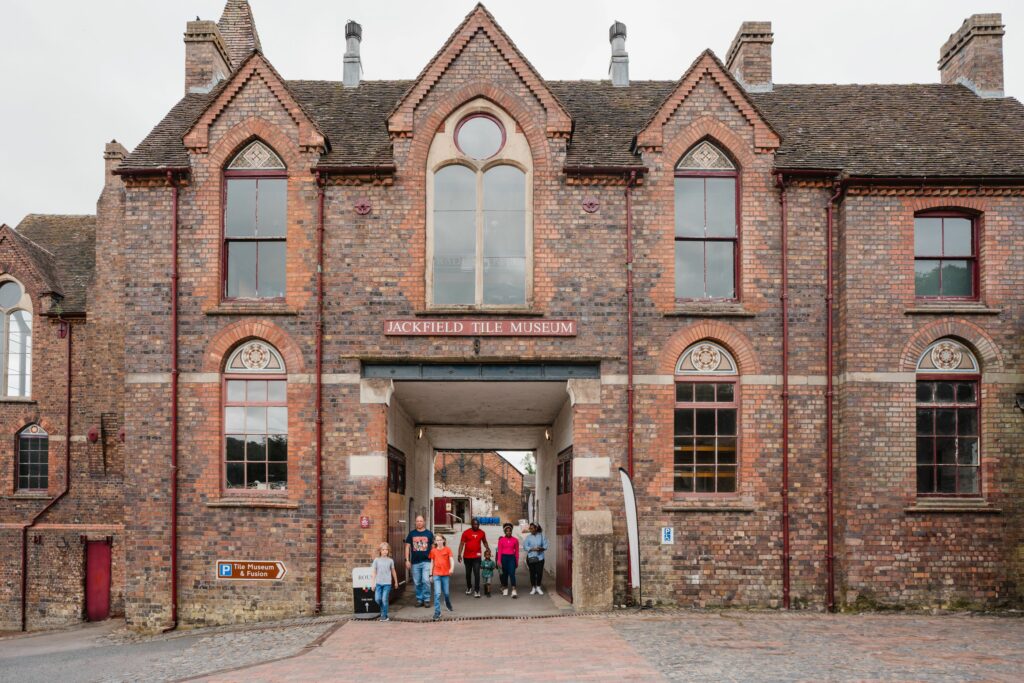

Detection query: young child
(428, 534), (455, 620)
(370, 542), (398, 622)
(480, 549), (496, 597)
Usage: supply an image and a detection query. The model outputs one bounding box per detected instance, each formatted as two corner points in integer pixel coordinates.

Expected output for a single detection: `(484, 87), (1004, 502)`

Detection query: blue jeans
(411, 562), (431, 604)
(500, 555), (517, 588)
(432, 575), (451, 617)
(374, 584), (392, 619)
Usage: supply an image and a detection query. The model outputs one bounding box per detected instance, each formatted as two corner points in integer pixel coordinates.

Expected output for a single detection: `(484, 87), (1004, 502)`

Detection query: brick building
(434, 451), (526, 524)
(2, 1), (1023, 631)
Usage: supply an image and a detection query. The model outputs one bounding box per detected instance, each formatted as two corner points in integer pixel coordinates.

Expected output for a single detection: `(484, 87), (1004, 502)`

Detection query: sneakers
(432, 615), (440, 621)
(502, 588), (508, 596)
(415, 601), (423, 607)
(446, 602), (454, 612)
(512, 589), (518, 599)
(379, 617), (390, 622)
(474, 591), (481, 598)
(537, 586), (544, 595)
(465, 589), (473, 595)
(530, 587), (537, 595)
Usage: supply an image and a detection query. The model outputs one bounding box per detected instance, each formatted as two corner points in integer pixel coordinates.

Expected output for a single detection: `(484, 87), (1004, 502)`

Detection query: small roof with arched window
(225, 339), (286, 373)
(227, 140), (285, 170)
(916, 338), (979, 374)
(676, 140), (735, 171)
(676, 341), (737, 375)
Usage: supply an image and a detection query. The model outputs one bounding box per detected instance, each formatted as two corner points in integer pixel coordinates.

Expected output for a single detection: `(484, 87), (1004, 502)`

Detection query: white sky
(1, 1), (1021, 224)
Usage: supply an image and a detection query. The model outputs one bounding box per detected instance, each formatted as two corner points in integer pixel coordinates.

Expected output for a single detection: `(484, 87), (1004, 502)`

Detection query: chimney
(103, 140), (128, 189)
(725, 21), (773, 92)
(344, 21), (363, 88)
(939, 14), (1004, 98)
(184, 19), (231, 94)
(609, 21), (628, 87)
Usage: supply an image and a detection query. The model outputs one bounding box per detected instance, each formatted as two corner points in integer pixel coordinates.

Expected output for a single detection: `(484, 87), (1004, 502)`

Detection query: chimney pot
(344, 20), (363, 88)
(184, 19), (231, 94)
(609, 21), (629, 87)
(725, 21), (773, 93)
(103, 140), (129, 188)
(939, 14), (1005, 98)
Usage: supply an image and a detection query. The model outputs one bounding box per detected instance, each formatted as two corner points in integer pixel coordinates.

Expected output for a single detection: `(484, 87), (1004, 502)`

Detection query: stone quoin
(2, 1), (1024, 632)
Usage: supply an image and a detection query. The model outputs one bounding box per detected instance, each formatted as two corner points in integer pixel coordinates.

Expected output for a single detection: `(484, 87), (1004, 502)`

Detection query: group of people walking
(370, 515), (549, 622)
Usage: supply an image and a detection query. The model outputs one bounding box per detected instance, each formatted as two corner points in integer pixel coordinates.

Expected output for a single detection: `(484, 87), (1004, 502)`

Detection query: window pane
(674, 409), (693, 436)
(937, 465), (958, 493)
(706, 241), (735, 298)
(940, 261), (972, 297)
(483, 165), (525, 211)
(267, 407), (288, 434)
(483, 210), (525, 258)
(706, 178), (736, 237)
(434, 197), (476, 305)
(245, 406), (266, 433)
(674, 178), (704, 238)
(227, 380), (246, 402)
(247, 436), (267, 461)
(457, 116), (503, 160)
(943, 218), (972, 256)
(675, 383), (693, 402)
(916, 410), (933, 436)
(675, 241), (704, 298)
(225, 407), (245, 434)
(914, 260), (940, 296)
(226, 463), (245, 488)
(268, 435), (288, 461)
(958, 437), (979, 466)
(695, 465), (716, 492)
(916, 382), (934, 402)
(717, 466), (737, 493)
(255, 179), (287, 237)
(717, 437), (737, 464)
(694, 437), (715, 465)
(917, 465), (933, 493)
(0, 280), (22, 308)
(695, 409), (715, 435)
(247, 380), (267, 402)
(6, 310), (31, 397)
(246, 462), (266, 488)
(225, 179), (257, 237)
(675, 437), (695, 465)
(955, 383), (976, 403)
(267, 462), (287, 488)
(268, 381), (287, 403)
(694, 384), (715, 402)
(674, 468), (695, 493)
(434, 164), (476, 211)
(958, 409), (978, 436)
(958, 467), (979, 495)
(935, 409), (956, 436)
(716, 383), (734, 402)
(936, 437), (957, 464)
(717, 409), (737, 436)
(934, 383), (955, 403)
(226, 436), (245, 461)
(916, 437), (933, 465)
(227, 242), (257, 298)
(914, 217), (942, 256)
(257, 241), (286, 299)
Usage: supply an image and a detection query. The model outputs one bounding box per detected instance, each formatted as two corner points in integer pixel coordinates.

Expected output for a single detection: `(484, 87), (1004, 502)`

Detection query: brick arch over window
(203, 319), (305, 374)
(662, 116), (758, 175)
(900, 320), (1003, 373)
(906, 197), (989, 215)
(657, 321), (760, 375)
(207, 118), (305, 172)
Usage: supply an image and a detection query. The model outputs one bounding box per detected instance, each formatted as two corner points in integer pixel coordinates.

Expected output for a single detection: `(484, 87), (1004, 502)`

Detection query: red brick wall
(434, 451), (524, 523)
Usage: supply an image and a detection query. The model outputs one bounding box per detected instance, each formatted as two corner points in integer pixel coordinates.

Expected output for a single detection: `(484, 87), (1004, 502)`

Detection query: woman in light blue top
(523, 523), (549, 595)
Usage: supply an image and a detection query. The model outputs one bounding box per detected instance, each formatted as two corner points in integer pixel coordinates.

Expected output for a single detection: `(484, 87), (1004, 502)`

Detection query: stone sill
(207, 498), (299, 509)
(905, 499), (999, 514)
(665, 304), (755, 318)
(205, 304), (299, 316)
(0, 397), (37, 404)
(904, 305), (1000, 316)
(4, 492), (51, 500)
(663, 500), (756, 513)
(414, 308), (544, 317)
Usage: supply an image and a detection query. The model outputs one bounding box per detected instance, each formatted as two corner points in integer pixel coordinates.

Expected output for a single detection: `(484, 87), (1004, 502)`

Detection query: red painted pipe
(169, 172), (180, 629)
(20, 319), (73, 631)
(624, 169), (637, 605)
(315, 173), (325, 614)
(775, 173), (791, 610)
(825, 180), (844, 613)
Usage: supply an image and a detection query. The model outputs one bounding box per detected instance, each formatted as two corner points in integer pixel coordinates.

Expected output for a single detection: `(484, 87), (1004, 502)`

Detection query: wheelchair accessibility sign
(216, 560), (287, 580)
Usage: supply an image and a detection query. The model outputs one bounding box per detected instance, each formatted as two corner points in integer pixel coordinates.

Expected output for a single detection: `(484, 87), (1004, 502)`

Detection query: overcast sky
(1, 1), (1021, 224)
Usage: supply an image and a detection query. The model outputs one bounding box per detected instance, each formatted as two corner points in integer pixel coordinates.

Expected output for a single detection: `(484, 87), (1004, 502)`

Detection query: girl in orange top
(429, 534), (455, 620)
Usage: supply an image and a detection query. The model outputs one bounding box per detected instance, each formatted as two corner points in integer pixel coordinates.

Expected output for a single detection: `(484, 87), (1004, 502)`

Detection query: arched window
(428, 102), (531, 307)
(675, 140), (738, 300)
(674, 341), (738, 493)
(915, 338), (980, 496)
(223, 340), (288, 491)
(16, 424), (48, 491)
(914, 211), (977, 299)
(223, 140), (287, 300)
(0, 278), (32, 397)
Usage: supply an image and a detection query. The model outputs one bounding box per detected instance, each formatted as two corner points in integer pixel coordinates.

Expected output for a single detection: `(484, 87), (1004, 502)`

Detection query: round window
(455, 114), (505, 160)
(0, 280), (23, 309)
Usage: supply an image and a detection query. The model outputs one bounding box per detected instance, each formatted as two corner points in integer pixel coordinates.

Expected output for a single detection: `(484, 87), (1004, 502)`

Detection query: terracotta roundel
(690, 343), (722, 372)
(239, 342), (272, 370)
(226, 340), (285, 373)
(930, 341), (963, 371)
(917, 338), (978, 374)
(676, 340), (737, 375)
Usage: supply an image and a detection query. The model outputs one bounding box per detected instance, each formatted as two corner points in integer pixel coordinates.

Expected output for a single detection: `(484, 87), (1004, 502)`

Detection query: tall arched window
(16, 424), (48, 491)
(428, 102), (531, 307)
(223, 140), (287, 300)
(224, 340), (288, 491)
(675, 140), (739, 300)
(916, 338), (980, 496)
(0, 278), (32, 397)
(674, 341), (739, 493)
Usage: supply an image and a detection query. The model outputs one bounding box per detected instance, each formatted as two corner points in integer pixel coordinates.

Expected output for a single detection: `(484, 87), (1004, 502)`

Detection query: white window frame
(0, 276), (32, 398)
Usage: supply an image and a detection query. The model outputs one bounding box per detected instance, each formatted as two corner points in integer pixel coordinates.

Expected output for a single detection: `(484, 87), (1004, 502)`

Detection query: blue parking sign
(218, 563), (232, 577)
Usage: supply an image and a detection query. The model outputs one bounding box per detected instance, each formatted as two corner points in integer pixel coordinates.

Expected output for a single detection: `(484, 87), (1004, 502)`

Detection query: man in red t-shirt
(458, 517), (491, 598)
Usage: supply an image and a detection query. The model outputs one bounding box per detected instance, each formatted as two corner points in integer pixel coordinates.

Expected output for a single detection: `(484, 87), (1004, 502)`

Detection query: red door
(434, 497), (449, 526)
(85, 540), (112, 621)
(387, 447), (407, 593)
(556, 448), (573, 602)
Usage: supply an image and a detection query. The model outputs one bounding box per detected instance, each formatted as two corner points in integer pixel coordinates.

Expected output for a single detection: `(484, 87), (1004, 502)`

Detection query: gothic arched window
(16, 424), (48, 491)
(0, 278), (32, 398)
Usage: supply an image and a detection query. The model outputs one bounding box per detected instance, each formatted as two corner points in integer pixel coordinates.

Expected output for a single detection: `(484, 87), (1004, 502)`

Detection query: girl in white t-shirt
(370, 542), (399, 621)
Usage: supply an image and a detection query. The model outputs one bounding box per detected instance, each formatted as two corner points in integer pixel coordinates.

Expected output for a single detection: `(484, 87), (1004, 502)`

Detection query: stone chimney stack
(725, 21), (773, 92)
(103, 140), (128, 189)
(609, 21), (628, 87)
(344, 21), (363, 88)
(184, 19), (231, 94)
(939, 14), (1005, 98)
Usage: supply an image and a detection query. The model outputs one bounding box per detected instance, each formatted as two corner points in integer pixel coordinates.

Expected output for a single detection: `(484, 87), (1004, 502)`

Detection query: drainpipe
(20, 318), (73, 631)
(168, 171), (180, 630)
(825, 179), (844, 613)
(315, 173), (325, 614)
(624, 169), (637, 604)
(774, 172), (791, 610)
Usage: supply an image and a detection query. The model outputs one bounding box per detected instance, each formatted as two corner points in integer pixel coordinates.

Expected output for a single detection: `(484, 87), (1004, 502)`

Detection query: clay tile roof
(118, 92), (217, 172)
(12, 215), (96, 314)
(218, 0), (262, 68)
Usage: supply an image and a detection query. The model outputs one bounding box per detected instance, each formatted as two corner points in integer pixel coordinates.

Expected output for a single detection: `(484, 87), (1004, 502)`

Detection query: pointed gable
(218, 0), (262, 68)
(183, 52), (326, 154)
(636, 50), (779, 152)
(388, 3), (571, 139)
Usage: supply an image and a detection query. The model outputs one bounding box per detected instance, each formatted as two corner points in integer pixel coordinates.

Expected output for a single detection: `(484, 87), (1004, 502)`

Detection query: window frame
(915, 373), (982, 498)
(913, 210), (979, 301)
(672, 376), (740, 496)
(674, 148), (742, 303)
(453, 112), (507, 160)
(220, 166), (289, 303)
(15, 424), (48, 492)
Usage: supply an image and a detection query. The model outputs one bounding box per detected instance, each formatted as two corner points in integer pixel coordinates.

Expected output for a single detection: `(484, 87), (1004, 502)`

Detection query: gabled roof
(218, 0), (262, 68)
(387, 3), (572, 138)
(3, 215), (96, 314)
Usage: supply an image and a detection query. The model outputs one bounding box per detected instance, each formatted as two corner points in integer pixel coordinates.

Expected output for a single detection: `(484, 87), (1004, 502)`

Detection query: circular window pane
(0, 281), (23, 309)
(456, 115), (504, 160)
